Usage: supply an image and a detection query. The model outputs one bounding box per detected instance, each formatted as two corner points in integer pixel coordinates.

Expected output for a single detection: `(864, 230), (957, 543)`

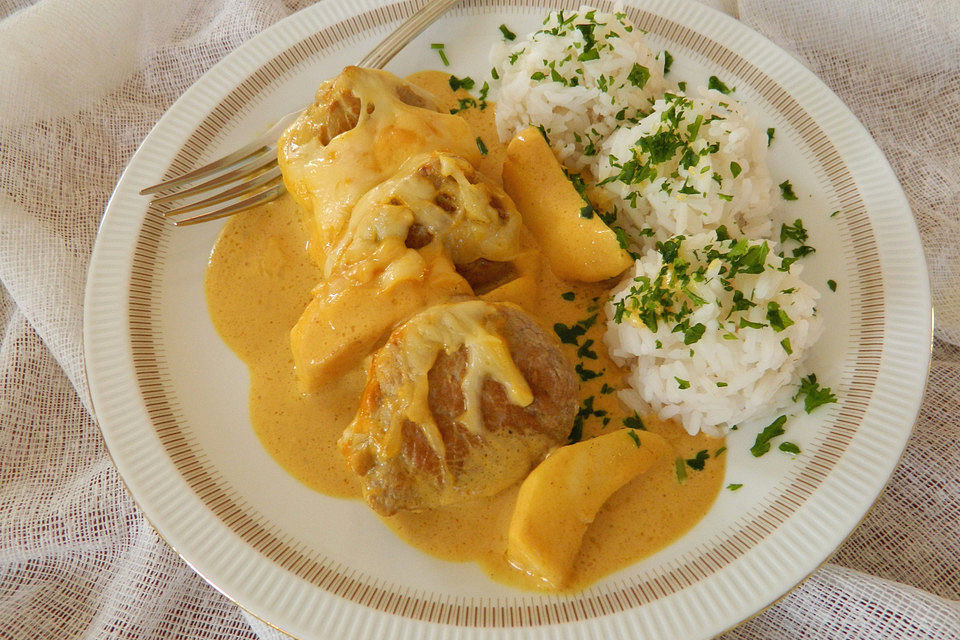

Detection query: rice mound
(596, 90), (776, 250)
(490, 8), (824, 436)
(491, 7), (665, 172)
(604, 232), (822, 437)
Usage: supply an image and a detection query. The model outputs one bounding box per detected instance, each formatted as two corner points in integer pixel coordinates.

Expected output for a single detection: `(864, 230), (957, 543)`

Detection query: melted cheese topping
(328, 152), (522, 275)
(205, 70), (725, 593)
(278, 66), (480, 268)
(378, 300), (534, 461)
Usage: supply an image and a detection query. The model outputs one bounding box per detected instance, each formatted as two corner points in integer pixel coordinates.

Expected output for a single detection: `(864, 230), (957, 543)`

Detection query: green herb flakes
(707, 75), (733, 94)
(448, 75), (475, 91)
(553, 322), (585, 345)
(576, 339), (598, 360)
(779, 180), (799, 200)
(475, 136), (488, 156)
(623, 413), (645, 430)
(827, 279), (837, 292)
(675, 457), (688, 482)
(430, 43), (449, 66)
(499, 24), (516, 40)
(561, 291), (576, 301)
(766, 127), (775, 145)
(779, 441), (801, 455)
(686, 449), (709, 471)
(628, 63), (651, 88)
(727, 483), (743, 491)
(627, 430), (642, 447)
(750, 415), (787, 457)
(675, 377), (691, 390)
(793, 374), (838, 413)
(661, 50), (674, 74)
(766, 301), (794, 332)
(576, 363), (602, 381)
(683, 322), (707, 345)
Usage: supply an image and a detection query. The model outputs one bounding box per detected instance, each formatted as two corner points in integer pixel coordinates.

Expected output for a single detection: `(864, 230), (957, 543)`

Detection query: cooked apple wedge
(501, 126), (632, 282)
(507, 428), (671, 588)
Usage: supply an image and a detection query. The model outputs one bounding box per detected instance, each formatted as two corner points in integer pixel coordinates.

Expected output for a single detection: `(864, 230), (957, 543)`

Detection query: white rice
(604, 232), (822, 437)
(491, 7), (665, 172)
(596, 89), (776, 250)
(490, 8), (823, 436)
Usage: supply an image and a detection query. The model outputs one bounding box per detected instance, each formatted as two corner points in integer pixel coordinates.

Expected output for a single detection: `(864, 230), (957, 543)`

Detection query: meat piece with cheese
(338, 300), (577, 515)
(325, 151), (524, 288)
(290, 151), (535, 393)
(277, 66), (480, 268)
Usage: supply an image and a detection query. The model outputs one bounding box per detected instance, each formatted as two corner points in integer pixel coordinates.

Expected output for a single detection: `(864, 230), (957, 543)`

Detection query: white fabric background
(1, 0), (957, 637)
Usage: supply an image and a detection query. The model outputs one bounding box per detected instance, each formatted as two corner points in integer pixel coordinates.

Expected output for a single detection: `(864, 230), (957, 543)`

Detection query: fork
(141, 0), (464, 226)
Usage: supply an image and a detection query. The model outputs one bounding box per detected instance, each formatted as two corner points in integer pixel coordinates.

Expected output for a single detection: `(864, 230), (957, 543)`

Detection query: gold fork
(141, 0), (464, 226)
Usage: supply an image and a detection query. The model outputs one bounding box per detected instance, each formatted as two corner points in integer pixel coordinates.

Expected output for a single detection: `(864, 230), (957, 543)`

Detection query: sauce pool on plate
(204, 70), (724, 592)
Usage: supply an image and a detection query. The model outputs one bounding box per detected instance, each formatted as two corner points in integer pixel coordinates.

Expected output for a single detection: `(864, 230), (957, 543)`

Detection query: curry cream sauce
(205, 70), (724, 592)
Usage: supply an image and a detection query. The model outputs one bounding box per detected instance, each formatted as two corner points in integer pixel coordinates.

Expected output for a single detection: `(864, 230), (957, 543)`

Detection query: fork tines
(140, 143), (285, 226)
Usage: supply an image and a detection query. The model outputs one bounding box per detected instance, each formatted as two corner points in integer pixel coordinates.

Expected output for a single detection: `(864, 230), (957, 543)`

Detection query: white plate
(84, 1), (932, 638)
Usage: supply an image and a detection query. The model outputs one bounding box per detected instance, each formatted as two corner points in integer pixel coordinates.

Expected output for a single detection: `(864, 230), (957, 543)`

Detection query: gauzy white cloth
(1, 1), (957, 638)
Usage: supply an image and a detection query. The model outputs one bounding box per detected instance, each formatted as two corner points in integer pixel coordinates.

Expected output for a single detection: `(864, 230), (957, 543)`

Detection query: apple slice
(507, 428), (671, 588)
(501, 126), (632, 282)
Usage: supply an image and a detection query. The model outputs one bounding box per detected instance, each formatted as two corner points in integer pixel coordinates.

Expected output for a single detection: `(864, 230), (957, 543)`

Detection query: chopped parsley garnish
(576, 339), (598, 360)
(716, 381), (728, 387)
(448, 97), (478, 114)
(578, 48), (600, 62)
(627, 430), (642, 447)
(727, 483), (743, 491)
(553, 322), (585, 345)
(750, 415), (787, 457)
(675, 457), (688, 482)
(499, 24), (516, 40)
(730, 161), (742, 178)
(779, 180), (799, 200)
(627, 63), (651, 88)
(661, 50), (674, 74)
(715, 446), (727, 456)
(623, 413), (645, 430)
(686, 449), (709, 471)
(707, 75), (733, 94)
(779, 441), (801, 455)
(579, 312), (599, 330)
(565, 170), (597, 219)
(430, 43), (449, 66)
(793, 374), (838, 413)
(827, 279), (837, 292)
(766, 301), (794, 332)
(766, 127), (776, 145)
(475, 136), (487, 155)
(675, 377), (691, 389)
(561, 291), (576, 301)
(829, 210), (839, 218)
(739, 318), (767, 330)
(683, 322), (707, 345)
(781, 337), (793, 354)
(448, 74), (475, 91)
(780, 219), (808, 244)
(575, 363), (602, 381)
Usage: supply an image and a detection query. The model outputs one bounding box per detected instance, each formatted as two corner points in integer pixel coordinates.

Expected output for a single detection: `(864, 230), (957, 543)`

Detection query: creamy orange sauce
(205, 70), (724, 592)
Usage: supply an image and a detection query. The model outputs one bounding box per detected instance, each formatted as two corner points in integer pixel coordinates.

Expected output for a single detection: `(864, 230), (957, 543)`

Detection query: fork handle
(358, 0), (465, 69)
